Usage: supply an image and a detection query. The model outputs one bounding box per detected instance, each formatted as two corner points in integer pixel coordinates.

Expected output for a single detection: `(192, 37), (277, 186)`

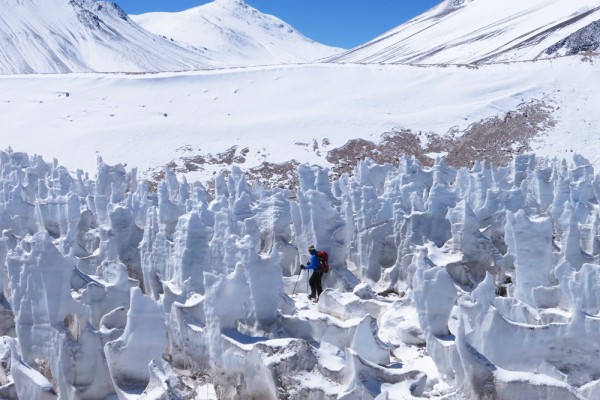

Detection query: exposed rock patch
(545, 21), (600, 57)
(148, 100), (555, 191)
(247, 161), (300, 190)
(442, 101), (555, 167)
(326, 130), (430, 178)
(327, 100), (555, 177)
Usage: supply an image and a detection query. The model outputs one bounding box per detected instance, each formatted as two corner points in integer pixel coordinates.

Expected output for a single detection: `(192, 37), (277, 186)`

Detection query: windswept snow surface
(3, 150), (600, 399)
(0, 56), (599, 181)
(327, 0), (600, 64)
(131, 0), (343, 67)
(0, 0), (217, 74)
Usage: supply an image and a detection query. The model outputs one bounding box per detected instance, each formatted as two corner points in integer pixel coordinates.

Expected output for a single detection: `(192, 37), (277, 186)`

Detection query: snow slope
(0, 0), (218, 74)
(327, 0), (600, 64)
(131, 0), (343, 67)
(0, 56), (598, 181)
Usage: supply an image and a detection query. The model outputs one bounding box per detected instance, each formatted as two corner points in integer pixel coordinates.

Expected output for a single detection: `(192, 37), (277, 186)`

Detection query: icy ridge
(0, 0), (216, 74)
(1, 150), (600, 398)
(327, 0), (600, 65)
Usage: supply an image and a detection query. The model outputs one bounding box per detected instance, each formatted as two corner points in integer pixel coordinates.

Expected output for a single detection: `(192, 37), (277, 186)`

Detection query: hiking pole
(292, 268), (302, 294)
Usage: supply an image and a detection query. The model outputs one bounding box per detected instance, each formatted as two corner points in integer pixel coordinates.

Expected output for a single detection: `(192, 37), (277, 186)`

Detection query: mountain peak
(132, 1), (342, 67)
(445, 0), (475, 8)
(213, 0), (249, 10)
(0, 0), (214, 73)
(91, 1), (128, 20)
(213, 0), (252, 12)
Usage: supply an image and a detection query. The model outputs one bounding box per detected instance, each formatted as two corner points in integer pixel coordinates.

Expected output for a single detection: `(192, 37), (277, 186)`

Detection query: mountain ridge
(327, 0), (600, 65)
(131, 0), (343, 67)
(0, 0), (218, 74)
(0, 0), (341, 74)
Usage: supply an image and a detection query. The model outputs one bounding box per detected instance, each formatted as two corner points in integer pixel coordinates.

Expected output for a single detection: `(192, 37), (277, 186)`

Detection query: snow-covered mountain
(131, 0), (343, 67)
(327, 0), (600, 64)
(0, 0), (219, 74)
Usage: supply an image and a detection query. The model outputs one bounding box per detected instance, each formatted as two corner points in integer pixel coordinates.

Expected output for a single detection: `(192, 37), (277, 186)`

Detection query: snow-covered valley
(2, 0), (600, 398)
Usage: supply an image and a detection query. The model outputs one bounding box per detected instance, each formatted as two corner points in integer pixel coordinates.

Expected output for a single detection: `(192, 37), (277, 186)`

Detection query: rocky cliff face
(545, 20), (600, 56)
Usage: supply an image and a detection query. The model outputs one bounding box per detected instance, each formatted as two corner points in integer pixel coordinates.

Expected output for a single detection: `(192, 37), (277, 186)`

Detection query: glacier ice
(2, 149), (600, 399)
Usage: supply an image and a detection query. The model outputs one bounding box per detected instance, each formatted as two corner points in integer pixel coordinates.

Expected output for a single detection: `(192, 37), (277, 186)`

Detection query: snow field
(1, 56), (599, 184)
(2, 149), (600, 398)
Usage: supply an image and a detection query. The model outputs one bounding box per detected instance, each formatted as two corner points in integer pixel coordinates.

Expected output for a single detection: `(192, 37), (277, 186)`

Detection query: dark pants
(309, 270), (323, 298)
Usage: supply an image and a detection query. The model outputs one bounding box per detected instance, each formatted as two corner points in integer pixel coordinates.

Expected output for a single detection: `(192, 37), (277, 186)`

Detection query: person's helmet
(308, 245), (316, 253)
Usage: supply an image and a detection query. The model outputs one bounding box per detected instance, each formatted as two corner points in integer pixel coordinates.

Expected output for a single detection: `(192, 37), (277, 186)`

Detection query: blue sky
(113, 0), (441, 48)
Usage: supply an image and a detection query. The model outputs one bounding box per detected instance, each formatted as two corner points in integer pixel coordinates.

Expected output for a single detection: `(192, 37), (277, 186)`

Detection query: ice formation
(2, 149), (600, 399)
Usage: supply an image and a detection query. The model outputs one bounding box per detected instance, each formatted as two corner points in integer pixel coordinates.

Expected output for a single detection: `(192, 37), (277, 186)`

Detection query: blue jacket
(305, 253), (321, 271)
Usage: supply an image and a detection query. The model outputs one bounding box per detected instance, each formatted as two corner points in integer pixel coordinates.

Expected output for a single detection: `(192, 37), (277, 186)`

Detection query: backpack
(317, 251), (329, 273)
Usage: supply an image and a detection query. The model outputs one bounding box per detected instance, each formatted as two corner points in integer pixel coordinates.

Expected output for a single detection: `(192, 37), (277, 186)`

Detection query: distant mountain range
(131, 0), (343, 67)
(2, 0), (599, 75)
(0, 0), (341, 74)
(327, 0), (600, 64)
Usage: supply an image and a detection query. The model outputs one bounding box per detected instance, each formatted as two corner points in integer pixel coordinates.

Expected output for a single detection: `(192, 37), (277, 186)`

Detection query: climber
(301, 245), (327, 300)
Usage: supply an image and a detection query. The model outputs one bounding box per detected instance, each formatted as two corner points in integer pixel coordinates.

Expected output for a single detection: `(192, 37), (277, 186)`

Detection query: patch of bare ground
(146, 145), (249, 191)
(442, 101), (555, 167)
(247, 161), (300, 190)
(326, 131), (432, 178)
(327, 100), (555, 176)
(579, 51), (599, 63)
(146, 100), (555, 192)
